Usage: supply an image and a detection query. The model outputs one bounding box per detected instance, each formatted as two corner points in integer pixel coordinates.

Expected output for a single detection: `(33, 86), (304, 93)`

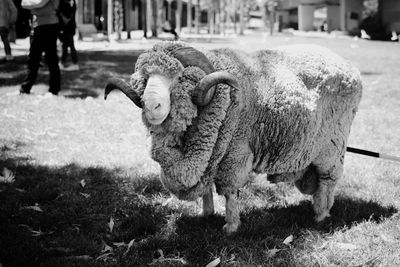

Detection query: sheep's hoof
(314, 212), (330, 223)
(222, 222), (240, 235)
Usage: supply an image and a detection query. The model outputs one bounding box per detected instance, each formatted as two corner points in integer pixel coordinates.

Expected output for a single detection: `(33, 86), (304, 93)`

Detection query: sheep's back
(202, 46), (362, 173)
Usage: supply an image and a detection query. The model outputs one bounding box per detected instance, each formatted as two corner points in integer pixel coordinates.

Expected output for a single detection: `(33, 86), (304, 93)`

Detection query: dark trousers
(0, 27), (11, 56)
(21, 24), (60, 94)
(61, 33), (77, 64)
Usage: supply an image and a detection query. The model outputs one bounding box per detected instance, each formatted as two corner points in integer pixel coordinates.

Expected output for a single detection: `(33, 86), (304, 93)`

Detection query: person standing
(59, 0), (78, 70)
(20, 0), (61, 95)
(0, 0), (18, 62)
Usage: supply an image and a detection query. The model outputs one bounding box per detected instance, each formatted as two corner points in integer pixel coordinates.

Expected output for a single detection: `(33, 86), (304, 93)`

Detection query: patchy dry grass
(1, 36), (400, 266)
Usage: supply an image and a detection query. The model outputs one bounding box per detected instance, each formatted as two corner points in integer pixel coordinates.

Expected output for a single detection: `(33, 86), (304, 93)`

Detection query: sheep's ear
(104, 78), (143, 108)
(192, 71), (240, 106)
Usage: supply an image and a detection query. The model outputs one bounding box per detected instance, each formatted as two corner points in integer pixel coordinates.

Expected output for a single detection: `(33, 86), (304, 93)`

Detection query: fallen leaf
(205, 257), (221, 267)
(21, 203), (43, 212)
(266, 248), (281, 258)
(108, 217), (114, 232)
(336, 242), (357, 250)
(148, 249), (187, 266)
(80, 179), (86, 188)
(15, 188), (26, 193)
(80, 192), (90, 198)
(96, 252), (112, 261)
(123, 239), (135, 256)
(113, 242), (126, 247)
(0, 168), (15, 184)
(101, 243), (113, 253)
(31, 229), (44, 237)
(157, 249), (164, 259)
(283, 235), (294, 245)
(127, 239), (135, 249)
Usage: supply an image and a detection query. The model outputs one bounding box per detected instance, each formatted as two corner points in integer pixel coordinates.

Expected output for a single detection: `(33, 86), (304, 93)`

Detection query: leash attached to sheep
(347, 147), (400, 163)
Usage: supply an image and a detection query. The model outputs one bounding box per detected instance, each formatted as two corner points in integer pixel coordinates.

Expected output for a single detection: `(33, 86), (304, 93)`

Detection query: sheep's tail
(346, 147), (400, 163)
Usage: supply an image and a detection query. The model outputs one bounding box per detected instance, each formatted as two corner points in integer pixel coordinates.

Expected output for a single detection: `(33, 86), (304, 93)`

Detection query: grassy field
(1, 35), (400, 266)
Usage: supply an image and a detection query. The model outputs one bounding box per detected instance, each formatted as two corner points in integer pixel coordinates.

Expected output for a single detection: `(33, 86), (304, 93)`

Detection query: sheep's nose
(144, 102), (162, 113)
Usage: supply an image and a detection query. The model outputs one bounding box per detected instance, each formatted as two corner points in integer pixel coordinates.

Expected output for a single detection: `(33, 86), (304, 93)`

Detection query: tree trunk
(239, 0), (244, 35)
(187, 0), (192, 33)
(268, 1), (275, 35)
(150, 0), (157, 37)
(195, 0), (200, 34)
(125, 0), (131, 39)
(176, 0), (182, 34)
(107, 0), (113, 37)
(142, 0), (147, 38)
(167, 1), (171, 21)
(114, 0), (123, 40)
(261, 0), (267, 30)
(209, 9), (215, 34)
(220, 0), (226, 35)
(233, 0), (237, 34)
(157, 0), (164, 35)
(215, 0), (220, 34)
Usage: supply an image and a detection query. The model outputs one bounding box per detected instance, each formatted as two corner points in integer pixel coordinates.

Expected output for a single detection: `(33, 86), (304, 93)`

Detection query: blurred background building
(9, 0), (400, 41)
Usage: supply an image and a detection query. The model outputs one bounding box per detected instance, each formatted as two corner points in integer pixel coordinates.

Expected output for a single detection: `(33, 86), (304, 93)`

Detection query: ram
(105, 42), (362, 234)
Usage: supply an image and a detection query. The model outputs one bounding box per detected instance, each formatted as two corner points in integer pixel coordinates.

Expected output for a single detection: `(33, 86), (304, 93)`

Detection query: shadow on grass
(0, 153), (169, 266)
(0, 50), (144, 99)
(170, 197), (397, 265)
(0, 150), (397, 266)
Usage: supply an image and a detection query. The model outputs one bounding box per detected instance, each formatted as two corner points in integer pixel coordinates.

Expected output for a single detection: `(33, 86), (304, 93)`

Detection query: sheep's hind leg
(202, 186), (215, 216)
(312, 160), (344, 222)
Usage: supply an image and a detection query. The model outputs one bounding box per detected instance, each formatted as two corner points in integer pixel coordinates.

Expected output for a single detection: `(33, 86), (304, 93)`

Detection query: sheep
(105, 42), (363, 234)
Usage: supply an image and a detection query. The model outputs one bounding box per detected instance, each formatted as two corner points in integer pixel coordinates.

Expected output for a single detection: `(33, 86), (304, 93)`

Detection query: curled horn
(104, 77), (142, 108)
(193, 71), (240, 106)
(170, 46), (218, 106)
(169, 46), (215, 74)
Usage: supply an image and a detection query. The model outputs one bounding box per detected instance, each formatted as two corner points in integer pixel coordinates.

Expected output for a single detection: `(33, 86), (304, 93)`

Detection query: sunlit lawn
(1, 34), (400, 266)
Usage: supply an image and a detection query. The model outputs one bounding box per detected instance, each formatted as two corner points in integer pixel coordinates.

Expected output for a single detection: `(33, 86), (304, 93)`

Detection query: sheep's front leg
(223, 192), (240, 234)
(202, 186), (214, 216)
(217, 142), (253, 234)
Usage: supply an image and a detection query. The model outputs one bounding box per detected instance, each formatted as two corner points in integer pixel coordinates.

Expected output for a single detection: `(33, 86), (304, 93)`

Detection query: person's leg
(69, 34), (78, 64)
(171, 29), (179, 40)
(20, 26), (45, 93)
(0, 27), (12, 58)
(60, 33), (68, 65)
(43, 24), (61, 95)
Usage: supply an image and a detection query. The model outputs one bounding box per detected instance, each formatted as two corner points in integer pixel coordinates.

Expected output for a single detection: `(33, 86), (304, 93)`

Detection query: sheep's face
(131, 49), (185, 127)
(105, 42), (239, 135)
(133, 66), (202, 135)
(142, 74), (172, 125)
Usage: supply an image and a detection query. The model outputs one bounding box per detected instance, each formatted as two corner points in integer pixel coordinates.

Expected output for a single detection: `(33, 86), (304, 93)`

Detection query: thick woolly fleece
(130, 42), (362, 200)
